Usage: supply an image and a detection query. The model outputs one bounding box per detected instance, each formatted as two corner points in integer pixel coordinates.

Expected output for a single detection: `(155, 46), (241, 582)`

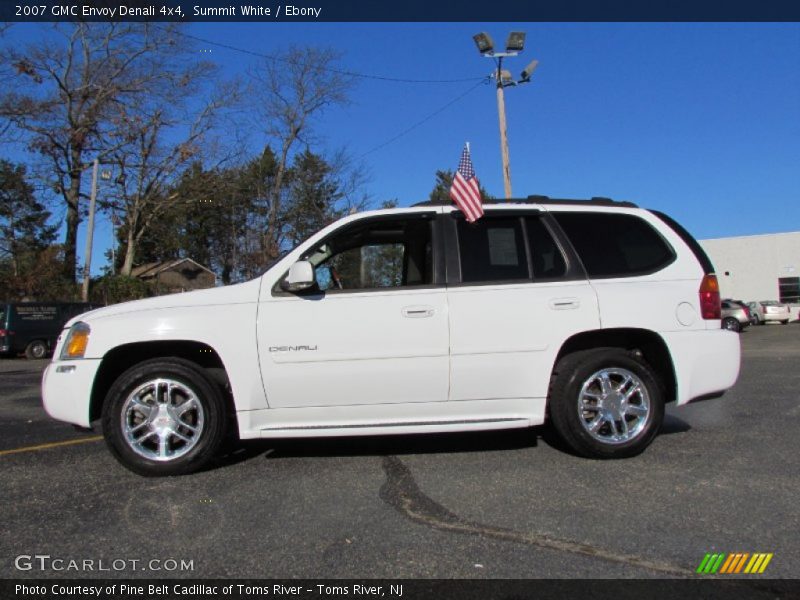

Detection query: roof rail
(412, 196), (638, 208)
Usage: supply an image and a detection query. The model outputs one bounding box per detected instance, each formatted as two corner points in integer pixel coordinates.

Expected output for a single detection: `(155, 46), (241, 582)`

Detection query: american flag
(449, 143), (484, 222)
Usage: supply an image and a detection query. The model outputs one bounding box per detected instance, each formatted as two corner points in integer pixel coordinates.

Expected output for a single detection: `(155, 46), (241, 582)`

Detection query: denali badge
(269, 345), (318, 352)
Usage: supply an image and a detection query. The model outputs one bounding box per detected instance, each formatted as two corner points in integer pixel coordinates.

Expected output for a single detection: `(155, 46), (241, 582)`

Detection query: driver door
(257, 212), (449, 408)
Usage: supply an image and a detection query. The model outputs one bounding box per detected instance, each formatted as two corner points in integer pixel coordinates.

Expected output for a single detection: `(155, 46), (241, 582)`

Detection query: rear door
(445, 211), (600, 401)
(551, 211), (692, 333)
(11, 304), (61, 351)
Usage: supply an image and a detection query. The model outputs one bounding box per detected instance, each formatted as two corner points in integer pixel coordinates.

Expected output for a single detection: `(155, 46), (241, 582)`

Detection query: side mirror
(281, 260), (316, 292)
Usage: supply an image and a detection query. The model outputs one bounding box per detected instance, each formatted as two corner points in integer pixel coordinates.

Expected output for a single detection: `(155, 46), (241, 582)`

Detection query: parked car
(0, 302), (102, 359)
(747, 301), (791, 325)
(720, 300), (750, 332)
(42, 197), (741, 476)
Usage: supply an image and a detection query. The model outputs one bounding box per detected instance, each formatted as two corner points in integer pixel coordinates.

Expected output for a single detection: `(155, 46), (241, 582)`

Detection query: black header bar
(2, 1), (800, 23)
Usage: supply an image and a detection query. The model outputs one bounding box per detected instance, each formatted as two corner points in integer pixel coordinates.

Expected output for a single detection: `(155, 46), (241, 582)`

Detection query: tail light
(0, 329), (12, 336)
(699, 274), (721, 319)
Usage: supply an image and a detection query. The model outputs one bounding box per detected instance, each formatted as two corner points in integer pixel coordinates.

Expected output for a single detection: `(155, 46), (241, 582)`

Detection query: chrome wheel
(577, 368), (650, 445)
(120, 378), (204, 462)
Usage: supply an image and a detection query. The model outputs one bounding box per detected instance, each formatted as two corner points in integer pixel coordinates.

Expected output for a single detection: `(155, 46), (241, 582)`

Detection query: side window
(457, 217), (528, 283)
(553, 212), (675, 278)
(305, 217), (432, 292)
(526, 217), (567, 279)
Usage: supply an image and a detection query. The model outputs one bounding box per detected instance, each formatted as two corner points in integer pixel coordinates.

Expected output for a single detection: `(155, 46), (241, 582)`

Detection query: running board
(261, 417), (527, 431)
(257, 417), (531, 438)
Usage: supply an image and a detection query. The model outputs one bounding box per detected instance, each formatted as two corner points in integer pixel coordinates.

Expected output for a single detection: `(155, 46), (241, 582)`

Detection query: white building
(699, 231), (800, 317)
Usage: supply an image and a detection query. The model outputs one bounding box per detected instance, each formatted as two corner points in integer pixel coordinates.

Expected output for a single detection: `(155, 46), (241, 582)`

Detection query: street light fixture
(473, 30), (538, 199)
(472, 32), (495, 55)
(505, 31), (526, 53)
(520, 59), (539, 83)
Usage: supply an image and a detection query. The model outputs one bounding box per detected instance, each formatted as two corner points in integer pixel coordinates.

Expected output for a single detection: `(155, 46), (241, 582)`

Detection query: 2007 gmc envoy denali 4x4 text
(43, 197), (740, 476)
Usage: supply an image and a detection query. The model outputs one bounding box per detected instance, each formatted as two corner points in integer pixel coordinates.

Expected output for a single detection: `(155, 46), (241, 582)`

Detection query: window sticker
(487, 228), (519, 266)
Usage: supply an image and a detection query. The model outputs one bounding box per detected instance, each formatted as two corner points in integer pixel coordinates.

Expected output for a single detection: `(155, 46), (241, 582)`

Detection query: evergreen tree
(0, 160), (65, 299)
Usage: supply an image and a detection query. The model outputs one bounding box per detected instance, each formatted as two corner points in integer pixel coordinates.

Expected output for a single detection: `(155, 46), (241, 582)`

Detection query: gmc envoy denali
(43, 197), (740, 476)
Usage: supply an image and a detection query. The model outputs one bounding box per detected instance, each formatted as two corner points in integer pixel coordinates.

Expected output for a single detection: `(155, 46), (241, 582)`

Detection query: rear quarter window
(553, 212), (675, 278)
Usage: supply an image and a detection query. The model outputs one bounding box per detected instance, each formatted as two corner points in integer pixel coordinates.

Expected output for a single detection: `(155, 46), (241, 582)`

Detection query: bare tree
(0, 23), (193, 280)
(249, 47), (354, 264)
(107, 73), (235, 275)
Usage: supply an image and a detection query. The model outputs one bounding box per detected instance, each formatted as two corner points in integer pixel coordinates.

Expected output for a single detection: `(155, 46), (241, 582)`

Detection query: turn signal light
(699, 274), (721, 320)
(61, 322), (90, 359)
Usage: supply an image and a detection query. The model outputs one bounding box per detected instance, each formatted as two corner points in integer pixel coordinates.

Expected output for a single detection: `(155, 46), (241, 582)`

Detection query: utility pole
(109, 209), (117, 276)
(473, 32), (539, 200)
(495, 59), (513, 198)
(80, 158), (99, 302)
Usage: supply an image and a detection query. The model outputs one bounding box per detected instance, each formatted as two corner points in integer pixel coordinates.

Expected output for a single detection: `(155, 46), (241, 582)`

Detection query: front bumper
(41, 359), (101, 428)
(661, 329), (741, 405)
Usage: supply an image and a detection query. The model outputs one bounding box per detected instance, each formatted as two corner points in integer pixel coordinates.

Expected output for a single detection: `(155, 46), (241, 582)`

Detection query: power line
(359, 77), (490, 158)
(160, 25), (491, 157)
(168, 27), (487, 85)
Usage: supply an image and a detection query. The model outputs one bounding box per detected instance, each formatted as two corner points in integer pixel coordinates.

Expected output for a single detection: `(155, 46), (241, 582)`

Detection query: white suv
(42, 198), (741, 475)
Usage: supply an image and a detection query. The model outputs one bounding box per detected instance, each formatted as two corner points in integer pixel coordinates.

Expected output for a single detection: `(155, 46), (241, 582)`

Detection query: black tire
(781, 320), (790, 325)
(25, 339), (49, 360)
(751, 314), (761, 326)
(722, 317), (740, 332)
(548, 348), (665, 459)
(102, 357), (227, 476)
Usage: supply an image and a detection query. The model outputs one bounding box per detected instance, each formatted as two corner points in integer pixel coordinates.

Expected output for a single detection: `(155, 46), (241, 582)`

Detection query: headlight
(61, 322), (91, 359)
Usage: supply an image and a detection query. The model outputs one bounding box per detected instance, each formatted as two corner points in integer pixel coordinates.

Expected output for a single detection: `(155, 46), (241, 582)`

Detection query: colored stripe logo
(696, 552), (773, 574)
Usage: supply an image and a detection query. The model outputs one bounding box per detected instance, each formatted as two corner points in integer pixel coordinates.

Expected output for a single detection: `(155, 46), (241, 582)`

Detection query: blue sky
(4, 22), (800, 273)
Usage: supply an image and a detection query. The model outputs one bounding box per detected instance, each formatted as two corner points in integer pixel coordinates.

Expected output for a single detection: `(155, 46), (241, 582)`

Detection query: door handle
(549, 297), (580, 310)
(402, 305), (435, 318)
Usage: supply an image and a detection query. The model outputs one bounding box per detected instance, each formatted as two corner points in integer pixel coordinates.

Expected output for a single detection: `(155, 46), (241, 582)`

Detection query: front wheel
(102, 358), (227, 476)
(548, 348), (665, 459)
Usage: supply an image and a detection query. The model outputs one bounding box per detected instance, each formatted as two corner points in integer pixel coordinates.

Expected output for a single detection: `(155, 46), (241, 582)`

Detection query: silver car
(747, 301), (791, 325)
(721, 300), (751, 332)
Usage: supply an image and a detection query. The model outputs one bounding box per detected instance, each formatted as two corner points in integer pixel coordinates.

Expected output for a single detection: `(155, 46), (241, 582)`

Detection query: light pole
(80, 159), (99, 302)
(473, 31), (539, 199)
(80, 161), (111, 301)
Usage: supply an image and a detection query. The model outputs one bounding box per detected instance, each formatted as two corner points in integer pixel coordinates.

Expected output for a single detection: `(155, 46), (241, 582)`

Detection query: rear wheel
(102, 358), (227, 476)
(751, 313), (761, 325)
(781, 320), (790, 325)
(25, 339), (48, 359)
(722, 317), (740, 332)
(548, 348), (664, 459)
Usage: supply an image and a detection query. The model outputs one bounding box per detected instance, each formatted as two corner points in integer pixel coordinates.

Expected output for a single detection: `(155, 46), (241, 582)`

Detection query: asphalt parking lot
(1, 323), (798, 580)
